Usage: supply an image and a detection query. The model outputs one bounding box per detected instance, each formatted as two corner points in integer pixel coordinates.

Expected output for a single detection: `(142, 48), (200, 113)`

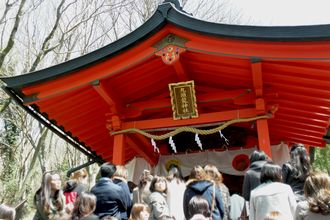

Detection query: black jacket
(113, 177), (133, 220)
(282, 162), (306, 202)
(183, 179), (224, 220)
(242, 160), (267, 201)
(73, 214), (99, 220)
(91, 177), (127, 220)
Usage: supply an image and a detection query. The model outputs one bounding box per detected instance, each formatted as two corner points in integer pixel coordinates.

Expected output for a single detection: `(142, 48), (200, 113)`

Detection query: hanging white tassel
(169, 136), (177, 153)
(219, 130), (229, 145)
(195, 133), (203, 150)
(151, 138), (159, 153)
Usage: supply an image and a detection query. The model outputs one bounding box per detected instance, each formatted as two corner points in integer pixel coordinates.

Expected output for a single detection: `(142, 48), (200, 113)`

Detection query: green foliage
(312, 144), (330, 174)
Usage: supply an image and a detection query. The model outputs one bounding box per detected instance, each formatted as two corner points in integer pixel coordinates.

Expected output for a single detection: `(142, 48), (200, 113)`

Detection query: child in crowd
(72, 192), (99, 220)
(128, 203), (150, 220)
(189, 196), (209, 220)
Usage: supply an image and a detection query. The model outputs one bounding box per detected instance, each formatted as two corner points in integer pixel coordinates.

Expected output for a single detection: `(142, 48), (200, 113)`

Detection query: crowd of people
(0, 143), (330, 220)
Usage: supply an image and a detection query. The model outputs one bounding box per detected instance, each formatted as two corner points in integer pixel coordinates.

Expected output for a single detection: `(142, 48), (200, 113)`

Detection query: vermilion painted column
(257, 118), (272, 158)
(112, 134), (126, 165)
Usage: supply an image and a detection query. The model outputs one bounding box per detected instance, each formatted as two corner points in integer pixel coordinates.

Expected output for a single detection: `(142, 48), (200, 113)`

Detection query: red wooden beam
(127, 88), (274, 111)
(126, 134), (157, 166)
(121, 107), (260, 131)
(92, 80), (124, 115)
(251, 59), (263, 98)
(173, 59), (189, 81)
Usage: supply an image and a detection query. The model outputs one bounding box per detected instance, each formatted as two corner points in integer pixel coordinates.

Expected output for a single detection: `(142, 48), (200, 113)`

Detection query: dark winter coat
(72, 214), (99, 220)
(282, 162), (306, 202)
(183, 179), (225, 220)
(63, 181), (87, 204)
(242, 160), (267, 201)
(91, 177), (127, 220)
(113, 177), (133, 220)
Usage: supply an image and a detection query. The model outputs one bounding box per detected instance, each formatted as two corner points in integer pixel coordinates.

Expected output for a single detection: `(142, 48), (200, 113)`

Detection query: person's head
(129, 203), (150, 220)
(189, 166), (209, 180)
(50, 212), (72, 220)
(128, 181), (138, 193)
(289, 143), (312, 181)
(260, 162), (282, 184)
(188, 195), (209, 217)
(0, 203), (15, 220)
(100, 162), (117, 179)
(264, 211), (285, 220)
(149, 175), (167, 194)
(114, 165), (128, 180)
(34, 171), (64, 213)
(71, 169), (88, 185)
(166, 166), (184, 184)
(72, 192), (97, 217)
(249, 150), (269, 166)
(204, 164), (223, 184)
(304, 172), (330, 215)
(138, 170), (153, 189)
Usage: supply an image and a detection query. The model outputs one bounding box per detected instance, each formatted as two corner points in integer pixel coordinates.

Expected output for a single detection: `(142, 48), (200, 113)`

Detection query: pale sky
(230, 0), (330, 26)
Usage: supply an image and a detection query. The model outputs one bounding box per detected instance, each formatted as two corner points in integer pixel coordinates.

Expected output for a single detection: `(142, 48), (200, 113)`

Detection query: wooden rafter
(126, 134), (157, 166)
(92, 80), (124, 115)
(173, 59), (189, 81)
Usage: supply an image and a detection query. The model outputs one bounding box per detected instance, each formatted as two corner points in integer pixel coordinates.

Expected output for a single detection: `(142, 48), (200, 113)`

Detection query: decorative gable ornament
(152, 33), (190, 65)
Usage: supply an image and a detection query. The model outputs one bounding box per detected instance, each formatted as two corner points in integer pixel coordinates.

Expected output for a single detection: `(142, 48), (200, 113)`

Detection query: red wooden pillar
(113, 133), (126, 165)
(257, 118), (272, 158)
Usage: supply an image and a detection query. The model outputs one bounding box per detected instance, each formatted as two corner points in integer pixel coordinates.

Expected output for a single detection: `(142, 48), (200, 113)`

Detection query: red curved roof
(1, 2), (330, 164)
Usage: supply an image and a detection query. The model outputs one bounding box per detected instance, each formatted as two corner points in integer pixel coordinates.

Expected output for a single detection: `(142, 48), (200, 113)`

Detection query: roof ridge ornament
(161, 0), (193, 16)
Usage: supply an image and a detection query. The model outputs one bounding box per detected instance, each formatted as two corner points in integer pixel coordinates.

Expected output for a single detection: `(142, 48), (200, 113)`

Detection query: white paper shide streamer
(219, 130), (229, 145)
(151, 138), (159, 153)
(169, 136), (177, 153)
(195, 133), (203, 150)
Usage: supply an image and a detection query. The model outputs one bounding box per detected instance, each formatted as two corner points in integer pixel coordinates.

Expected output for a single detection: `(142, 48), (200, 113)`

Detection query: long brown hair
(64, 169), (88, 190)
(189, 166), (209, 180)
(115, 165), (128, 180)
(72, 192), (97, 218)
(34, 171), (64, 214)
(138, 170), (153, 190)
(129, 203), (150, 220)
(204, 164), (223, 183)
(304, 172), (330, 215)
(166, 166), (184, 184)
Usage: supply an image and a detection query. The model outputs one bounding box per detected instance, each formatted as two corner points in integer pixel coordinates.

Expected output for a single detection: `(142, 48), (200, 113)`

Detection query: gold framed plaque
(169, 80), (198, 120)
